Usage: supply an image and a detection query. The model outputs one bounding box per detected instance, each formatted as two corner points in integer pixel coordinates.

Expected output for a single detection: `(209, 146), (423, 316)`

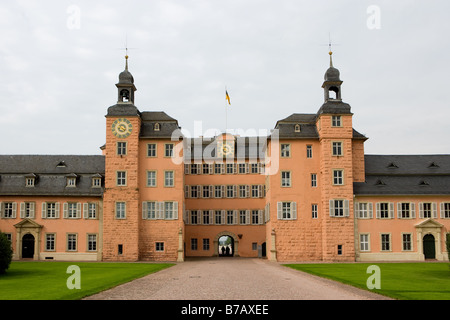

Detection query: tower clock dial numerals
(112, 118), (133, 138)
(217, 141), (234, 157)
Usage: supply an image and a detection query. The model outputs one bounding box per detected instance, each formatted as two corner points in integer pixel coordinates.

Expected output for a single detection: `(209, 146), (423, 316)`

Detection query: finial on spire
(328, 33), (334, 67)
(125, 50), (129, 71)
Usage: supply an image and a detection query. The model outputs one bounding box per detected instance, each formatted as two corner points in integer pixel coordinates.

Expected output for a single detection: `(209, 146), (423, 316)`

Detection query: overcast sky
(1, 0), (449, 156)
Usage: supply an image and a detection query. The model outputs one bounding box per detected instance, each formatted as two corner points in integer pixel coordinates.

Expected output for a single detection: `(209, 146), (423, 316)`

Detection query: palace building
(1, 53), (449, 263)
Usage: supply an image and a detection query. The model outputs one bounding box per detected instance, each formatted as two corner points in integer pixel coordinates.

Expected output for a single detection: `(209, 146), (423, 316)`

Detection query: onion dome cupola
(116, 55), (137, 104)
(322, 51), (343, 102)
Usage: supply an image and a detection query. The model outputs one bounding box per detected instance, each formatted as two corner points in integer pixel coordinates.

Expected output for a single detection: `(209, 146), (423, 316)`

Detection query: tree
(0, 232), (13, 274)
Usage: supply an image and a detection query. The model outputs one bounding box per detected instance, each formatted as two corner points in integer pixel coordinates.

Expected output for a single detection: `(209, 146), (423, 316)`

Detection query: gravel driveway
(84, 257), (390, 300)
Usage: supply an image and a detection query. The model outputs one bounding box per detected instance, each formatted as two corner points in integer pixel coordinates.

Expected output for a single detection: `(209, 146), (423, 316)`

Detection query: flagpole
(225, 86), (228, 134)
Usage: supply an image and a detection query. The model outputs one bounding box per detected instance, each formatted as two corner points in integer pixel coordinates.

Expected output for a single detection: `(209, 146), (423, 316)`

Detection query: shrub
(0, 232), (13, 274)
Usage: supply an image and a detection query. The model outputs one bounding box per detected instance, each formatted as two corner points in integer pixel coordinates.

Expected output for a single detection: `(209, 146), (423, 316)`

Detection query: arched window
(154, 123), (160, 131)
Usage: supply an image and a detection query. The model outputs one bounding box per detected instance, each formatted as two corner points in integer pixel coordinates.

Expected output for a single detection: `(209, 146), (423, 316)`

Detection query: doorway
(423, 234), (436, 259)
(218, 235), (234, 257)
(22, 234), (35, 259)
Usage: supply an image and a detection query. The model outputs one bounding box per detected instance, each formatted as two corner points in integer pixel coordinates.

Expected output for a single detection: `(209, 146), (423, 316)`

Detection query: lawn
(284, 262), (450, 300)
(0, 261), (173, 300)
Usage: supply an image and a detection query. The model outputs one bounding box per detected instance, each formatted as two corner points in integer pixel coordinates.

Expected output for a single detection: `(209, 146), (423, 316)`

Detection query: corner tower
(316, 51), (356, 262)
(103, 55), (142, 261)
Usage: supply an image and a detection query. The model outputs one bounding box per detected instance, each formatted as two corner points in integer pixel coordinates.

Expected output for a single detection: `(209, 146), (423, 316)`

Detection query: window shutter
(196, 164), (201, 175)
(221, 210), (226, 225)
(29, 202), (35, 219)
(245, 163), (249, 174)
(197, 185), (201, 198)
(142, 202), (148, 220)
(291, 202), (297, 220)
(184, 164), (189, 174)
(12, 203), (17, 219)
(329, 200), (335, 217)
(277, 202), (282, 220)
(397, 203), (401, 219)
(173, 202), (178, 220)
(185, 185), (189, 198)
(157, 202), (164, 219)
(83, 203), (88, 219)
(376, 203), (380, 219)
(258, 185), (263, 198)
(209, 185), (213, 196)
(209, 210), (214, 225)
(368, 203), (373, 219)
(246, 210), (251, 225)
(42, 202), (47, 218)
(185, 210), (190, 224)
(77, 203), (82, 218)
(63, 203), (68, 218)
(20, 203), (25, 219)
(233, 210), (238, 225)
(233, 185), (237, 198)
(221, 164), (225, 174)
(55, 203), (60, 218)
(410, 203), (416, 218)
(440, 203), (445, 218)
(389, 202), (395, 219)
(233, 163), (237, 174)
(344, 200), (350, 217)
(245, 185), (250, 198)
(209, 163), (213, 175)
(221, 185), (225, 198)
(0, 202), (2, 218)
(432, 202), (437, 218)
(419, 203), (424, 219)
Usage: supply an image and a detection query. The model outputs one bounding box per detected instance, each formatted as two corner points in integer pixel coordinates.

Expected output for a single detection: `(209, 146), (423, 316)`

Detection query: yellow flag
(225, 90), (231, 105)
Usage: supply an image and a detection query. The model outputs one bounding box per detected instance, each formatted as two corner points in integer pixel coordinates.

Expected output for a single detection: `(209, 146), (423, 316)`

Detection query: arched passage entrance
(423, 234), (436, 260)
(213, 231), (239, 257)
(218, 235), (234, 257)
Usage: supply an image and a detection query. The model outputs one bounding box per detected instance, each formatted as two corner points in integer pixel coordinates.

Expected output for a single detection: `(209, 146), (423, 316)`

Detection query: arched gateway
(213, 231), (239, 257)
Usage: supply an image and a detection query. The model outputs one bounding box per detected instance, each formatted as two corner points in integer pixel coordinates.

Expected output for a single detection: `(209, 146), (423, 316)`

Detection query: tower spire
(328, 33), (334, 67)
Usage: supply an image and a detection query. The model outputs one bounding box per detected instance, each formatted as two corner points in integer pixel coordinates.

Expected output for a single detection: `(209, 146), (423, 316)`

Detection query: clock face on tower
(217, 141), (234, 157)
(112, 118), (133, 138)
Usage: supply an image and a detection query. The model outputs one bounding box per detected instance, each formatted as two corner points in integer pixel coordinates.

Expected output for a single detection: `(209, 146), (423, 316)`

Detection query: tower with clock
(102, 55), (142, 261)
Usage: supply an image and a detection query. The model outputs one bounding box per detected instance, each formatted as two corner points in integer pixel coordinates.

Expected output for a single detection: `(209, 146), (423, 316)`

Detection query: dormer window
(294, 124), (301, 132)
(26, 177), (35, 187)
(92, 178), (102, 188)
(387, 162), (399, 169)
(57, 161), (67, 168)
(428, 162), (439, 168)
(154, 123), (160, 131)
(67, 178), (76, 187)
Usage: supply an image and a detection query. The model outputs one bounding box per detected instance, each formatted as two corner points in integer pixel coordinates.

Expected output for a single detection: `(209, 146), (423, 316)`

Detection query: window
(46, 234), (55, 251)
(281, 144), (290, 158)
(67, 177), (76, 187)
(67, 203), (78, 219)
(117, 142), (127, 155)
(165, 144), (174, 157)
(332, 115), (342, 127)
(252, 210), (259, 225)
(190, 163), (198, 174)
(143, 202), (156, 220)
(202, 210), (210, 225)
(203, 239), (210, 251)
(67, 234), (77, 251)
(381, 234), (391, 251)
(306, 145), (312, 158)
(226, 163), (235, 174)
(277, 202), (297, 220)
(191, 238), (198, 251)
(252, 243), (258, 251)
(420, 203), (437, 219)
(311, 174), (317, 187)
(377, 203), (391, 219)
(356, 203), (373, 219)
(202, 163), (210, 175)
(238, 163), (247, 174)
(2, 203), (15, 218)
(164, 202), (176, 220)
(332, 142), (343, 156)
(441, 203), (450, 218)
(281, 171), (291, 187)
(398, 203), (415, 219)
(214, 185), (222, 198)
(202, 186), (210, 198)
(402, 234), (412, 251)
(227, 210), (234, 224)
(215, 210), (222, 225)
(87, 234), (97, 251)
(251, 185), (259, 198)
(118, 244), (123, 255)
(239, 185), (247, 198)
(147, 171), (156, 187)
(26, 177), (35, 187)
(116, 202), (126, 219)
(92, 177), (102, 188)
(312, 204), (318, 219)
(156, 242), (164, 252)
(117, 171), (126, 186)
(360, 234), (369, 251)
(164, 171), (174, 187)
(147, 143), (157, 157)
(226, 185), (235, 198)
(214, 163), (223, 174)
(154, 123), (160, 131)
(337, 245), (343, 255)
(239, 210), (247, 224)
(44, 203), (58, 219)
(22, 202), (35, 219)
(329, 200), (349, 217)
(333, 170), (344, 185)
(190, 210), (198, 225)
(86, 203), (97, 219)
